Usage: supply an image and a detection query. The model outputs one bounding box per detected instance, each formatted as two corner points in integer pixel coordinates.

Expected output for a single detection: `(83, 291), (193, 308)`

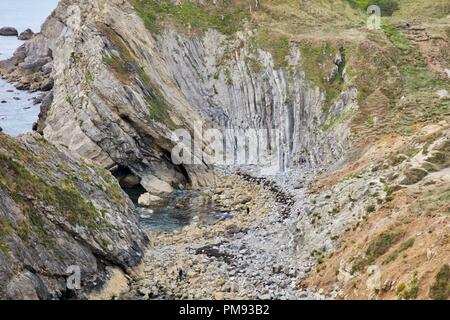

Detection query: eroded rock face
(2, 0), (354, 193)
(0, 39), (53, 92)
(0, 133), (147, 299)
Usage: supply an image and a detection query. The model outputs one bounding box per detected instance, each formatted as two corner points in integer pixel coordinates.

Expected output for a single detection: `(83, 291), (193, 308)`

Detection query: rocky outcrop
(2, 0), (354, 197)
(0, 40), (53, 92)
(18, 29), (34, 41)
(2, 0), (446, 301)
(0, 133), (147, 299)
(0, 27), (18, 36)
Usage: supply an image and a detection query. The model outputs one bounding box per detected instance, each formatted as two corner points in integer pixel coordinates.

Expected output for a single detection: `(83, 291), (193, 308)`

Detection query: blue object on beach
(212, 213), (234, 220)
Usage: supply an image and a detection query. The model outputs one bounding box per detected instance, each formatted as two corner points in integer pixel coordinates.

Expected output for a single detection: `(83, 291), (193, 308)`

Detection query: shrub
(383, 237), (415, 264)
(430, 265), (450, 300)
(397, 272), (419, 300)
(347, 0), (400, 16)
(371, 0), (400, 16)
(366, 231), (403, 261)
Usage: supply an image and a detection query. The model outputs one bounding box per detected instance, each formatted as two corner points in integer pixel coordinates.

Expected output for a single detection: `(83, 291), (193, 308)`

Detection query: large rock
(138, 193), (164, 208)
(18, 29), (34, 41)
(0, 133), (147, 300)
(0, 27), (18, 36)
(119, 174), (141, 188)
(141, 174), (174, 195)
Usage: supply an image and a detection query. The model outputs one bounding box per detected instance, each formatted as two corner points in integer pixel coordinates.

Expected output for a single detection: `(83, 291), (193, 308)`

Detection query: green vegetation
(131, 0), (248, 35)
(0, 216), (11, 255)
(430, 264), (450, 300)
(366, 231), (404, 260)
(400, 66), (439, 92)
(383, 237), (415, 264)
(322, 107), (356, 132)
(382, 24), (411, 51)
(145, 96), (164, 120)
(382, 17), (449, 134)
(141, 80), (176, 128)
(351, 231), (404, 273)
(101, 238), (111, 248)
(65, 96), (73, 106)
(0, 217), (13, 236)
(97, 23), (176, 127)
(346, 0), (399, 16)
(0, 240), (8, 256)
(0, 152), (104, 241)
(103, 55), (132, 83)
(346, 0), (370, 9)
(244, 56), (263, 74)
(97, 22), (139, 84)
(397, 271), (419, 299)
(224, 68), (233, 86)
(300, 44), (347, 109)
(398, 237), (415, 251)
(85, 67), (94, 83)
(257, 30), (290, 68)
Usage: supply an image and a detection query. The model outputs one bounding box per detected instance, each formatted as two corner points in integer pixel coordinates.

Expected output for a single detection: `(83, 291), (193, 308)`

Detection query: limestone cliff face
(0, 133), (146, 299)
(1, 0), (448, 300)
(19, 0), (355, 193)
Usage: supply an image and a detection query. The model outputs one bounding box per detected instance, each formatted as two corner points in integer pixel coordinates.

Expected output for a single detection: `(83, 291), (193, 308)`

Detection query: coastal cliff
(0, 0), (449, 300)
(0, 132), (147, 299)
(2, 0), (359, 187)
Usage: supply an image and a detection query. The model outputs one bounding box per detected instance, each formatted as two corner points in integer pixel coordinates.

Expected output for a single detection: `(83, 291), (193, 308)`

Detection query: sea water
(0, 0), (59, 136)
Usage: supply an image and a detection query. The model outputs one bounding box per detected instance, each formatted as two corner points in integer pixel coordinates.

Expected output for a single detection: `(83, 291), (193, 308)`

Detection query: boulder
(141, 174), (174, 195)
(18, 29), (34, 41)
(436, 89), (449, 99)
(138, 193), (164, 207)
(119, 174), (141, 188)
(0, 27), (18, 36)
(40, 78), (54, 91)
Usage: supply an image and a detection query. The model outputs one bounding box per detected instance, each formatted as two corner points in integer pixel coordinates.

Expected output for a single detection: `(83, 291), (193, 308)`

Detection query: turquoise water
(0, 0), (59, 136)
(138, 191), (201, 232)
(126, 188), (222, 232)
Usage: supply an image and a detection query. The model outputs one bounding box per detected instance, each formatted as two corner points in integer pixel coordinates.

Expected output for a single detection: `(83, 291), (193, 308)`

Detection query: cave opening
(110, 162), (210, 232)
(110, 165), (146, 206)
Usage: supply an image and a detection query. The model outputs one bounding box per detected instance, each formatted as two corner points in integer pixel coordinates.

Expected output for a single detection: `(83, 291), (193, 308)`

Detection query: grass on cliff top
(131, 0), (249, 35)
(382, 22), (450, 135)
(394, 0), (450, 19)
(346, 0), (399, 16)
(300, 44), (347, 110)
(256, 30), (290, 68)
